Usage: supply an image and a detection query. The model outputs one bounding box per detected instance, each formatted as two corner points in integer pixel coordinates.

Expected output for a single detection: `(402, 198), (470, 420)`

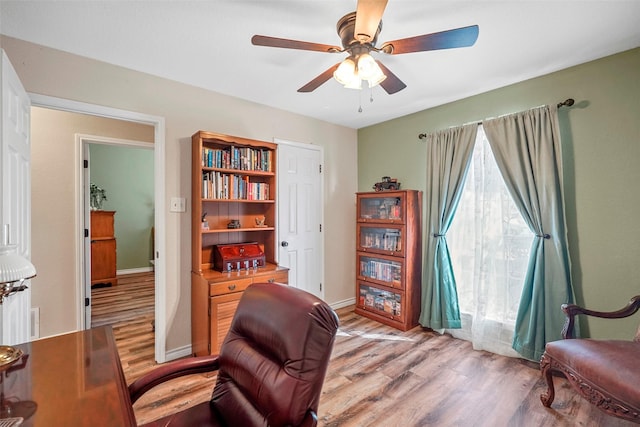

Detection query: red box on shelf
(212, 242), (266, 272)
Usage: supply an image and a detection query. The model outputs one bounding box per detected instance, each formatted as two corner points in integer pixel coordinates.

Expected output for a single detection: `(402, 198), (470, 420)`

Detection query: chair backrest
(210, 282), (339, 426)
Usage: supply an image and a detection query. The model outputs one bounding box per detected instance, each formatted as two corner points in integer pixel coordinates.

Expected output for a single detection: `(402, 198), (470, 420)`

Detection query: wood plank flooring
(94, 277), (636, 426)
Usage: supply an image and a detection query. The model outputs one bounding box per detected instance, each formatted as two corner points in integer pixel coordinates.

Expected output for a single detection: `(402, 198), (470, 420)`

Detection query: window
(446, 126), (532, 357)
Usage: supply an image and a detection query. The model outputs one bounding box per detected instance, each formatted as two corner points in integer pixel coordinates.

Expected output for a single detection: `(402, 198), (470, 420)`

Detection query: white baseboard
(117, 266), (154, 275)
(330, 297), (356, 310)
(165, 344), (193, 362)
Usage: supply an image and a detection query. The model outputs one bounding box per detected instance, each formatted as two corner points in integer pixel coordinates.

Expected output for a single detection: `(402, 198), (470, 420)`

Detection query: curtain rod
(417, 98), (575, 140)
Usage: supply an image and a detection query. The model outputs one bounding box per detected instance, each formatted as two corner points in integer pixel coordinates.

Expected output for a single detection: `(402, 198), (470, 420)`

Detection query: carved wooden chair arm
(561, 295), (640, 339)
(129, 354), (220, 404)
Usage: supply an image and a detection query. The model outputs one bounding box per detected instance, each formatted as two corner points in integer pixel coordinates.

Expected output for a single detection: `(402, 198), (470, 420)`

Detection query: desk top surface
(3, 326), (136, 426)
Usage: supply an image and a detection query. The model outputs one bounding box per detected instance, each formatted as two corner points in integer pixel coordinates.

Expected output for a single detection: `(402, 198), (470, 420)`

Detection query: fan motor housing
(337, 12), (382, 50)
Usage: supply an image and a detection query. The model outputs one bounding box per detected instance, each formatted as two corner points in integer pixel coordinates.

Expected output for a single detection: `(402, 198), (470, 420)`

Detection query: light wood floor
(94, 275), (635, 426)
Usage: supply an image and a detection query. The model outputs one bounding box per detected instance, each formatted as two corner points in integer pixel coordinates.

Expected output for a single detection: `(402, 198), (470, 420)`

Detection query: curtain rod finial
(557, 98), (575, 108)
(418, 133), (427, 140)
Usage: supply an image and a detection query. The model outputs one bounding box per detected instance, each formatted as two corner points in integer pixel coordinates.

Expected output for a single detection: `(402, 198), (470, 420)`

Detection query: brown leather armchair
(129, 282), (339, 426)
(540, 295), (640, 423)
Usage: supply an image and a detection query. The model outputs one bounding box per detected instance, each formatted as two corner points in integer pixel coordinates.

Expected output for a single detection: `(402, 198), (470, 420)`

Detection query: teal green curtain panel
(420, 123), (478, 330)
(483, 105), (575, 361)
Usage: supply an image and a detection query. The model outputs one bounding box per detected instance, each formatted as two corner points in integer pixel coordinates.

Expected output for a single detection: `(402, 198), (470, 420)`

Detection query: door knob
(281, 241), (289, 247)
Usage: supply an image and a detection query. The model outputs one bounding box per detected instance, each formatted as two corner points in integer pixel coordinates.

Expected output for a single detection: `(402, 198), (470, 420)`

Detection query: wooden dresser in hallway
(91, 210), (117, 287)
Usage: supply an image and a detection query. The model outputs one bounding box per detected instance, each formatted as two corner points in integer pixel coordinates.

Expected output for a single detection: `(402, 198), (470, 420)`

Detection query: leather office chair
(540, 295), (640, 423)
(129, 282), (339, 426)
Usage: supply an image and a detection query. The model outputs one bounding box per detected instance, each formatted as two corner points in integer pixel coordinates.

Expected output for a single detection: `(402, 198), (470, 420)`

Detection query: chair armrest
(561, 295), (640, 339)
(129, 355), (220, 403)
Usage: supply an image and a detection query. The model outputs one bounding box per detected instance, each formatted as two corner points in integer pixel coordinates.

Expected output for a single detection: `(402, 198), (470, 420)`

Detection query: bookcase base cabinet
(191, 264), (288, 356)
(354, 282), (419, 332)
(355, 190), (422, 331)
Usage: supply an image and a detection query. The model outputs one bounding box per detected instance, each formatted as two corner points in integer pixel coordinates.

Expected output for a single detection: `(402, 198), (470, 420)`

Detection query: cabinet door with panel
(355, 190), (422, 331)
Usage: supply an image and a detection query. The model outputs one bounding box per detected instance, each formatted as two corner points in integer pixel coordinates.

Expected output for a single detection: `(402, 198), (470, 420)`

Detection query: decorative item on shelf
(89, 183), (108, 210)
(201, 212), (209, 230)
(213, 242), (266, 272)
(227, 219), (241, 229)
(254, 216), (267, 228)
(373, 176), (400, 192)
(0, 224), (37, 369)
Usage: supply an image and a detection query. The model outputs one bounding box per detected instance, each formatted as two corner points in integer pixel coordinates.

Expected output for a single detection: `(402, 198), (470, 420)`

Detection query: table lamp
(0, 224), (36, 368)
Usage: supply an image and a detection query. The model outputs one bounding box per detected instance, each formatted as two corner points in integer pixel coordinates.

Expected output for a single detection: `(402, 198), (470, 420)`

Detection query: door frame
(28, 93), (168, 363)
(80, 134), (154, 328)
(274, 138), (325, 299)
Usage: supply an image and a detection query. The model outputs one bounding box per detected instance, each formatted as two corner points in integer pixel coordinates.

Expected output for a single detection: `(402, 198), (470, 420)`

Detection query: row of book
(202, 146), (272, 172)
(361, 198), (402, 220)
(360, 230), (402, 252)
(359, 258), (402, 283)
(202, 171), (270, 200)
(359, 284), (402, 316)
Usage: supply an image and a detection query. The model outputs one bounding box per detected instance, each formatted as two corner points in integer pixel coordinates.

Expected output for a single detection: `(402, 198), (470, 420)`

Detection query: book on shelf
(202, 146), (272, 172)
(359, 284), (402, 316)
(202, 171), (270, 200)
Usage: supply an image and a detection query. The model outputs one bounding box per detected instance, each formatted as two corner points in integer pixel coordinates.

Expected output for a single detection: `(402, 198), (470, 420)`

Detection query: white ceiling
(1, 1), (639, 129)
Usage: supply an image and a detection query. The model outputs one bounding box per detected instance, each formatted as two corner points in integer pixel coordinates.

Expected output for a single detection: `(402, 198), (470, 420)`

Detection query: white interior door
(276, 140), (324, 299)
(0, 49), (32, 344)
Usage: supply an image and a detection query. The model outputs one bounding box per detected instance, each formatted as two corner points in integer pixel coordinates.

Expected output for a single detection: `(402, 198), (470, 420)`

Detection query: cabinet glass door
(357, 193), (404, 223)
(357, 253), (403, 288)
(357, 282), (404, 321)
(357, 224), (404, 256)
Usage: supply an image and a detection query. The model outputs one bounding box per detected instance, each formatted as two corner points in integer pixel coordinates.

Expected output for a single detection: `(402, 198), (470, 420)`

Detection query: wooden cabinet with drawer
(190, 131), (289, 356)
(191, 265), (289, 356)
(90, 210), (117, 287)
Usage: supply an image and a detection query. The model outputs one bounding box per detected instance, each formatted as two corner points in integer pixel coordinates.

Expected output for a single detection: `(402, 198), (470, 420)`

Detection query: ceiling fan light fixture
(344, 76), (363, 90)
(367, 68), (387, 88)
(355, 53), (378, 80)
(334, 57), (362, 89)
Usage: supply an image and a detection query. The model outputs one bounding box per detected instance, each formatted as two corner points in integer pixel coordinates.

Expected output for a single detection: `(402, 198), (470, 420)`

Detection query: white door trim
(28, 93), (168, 363)
(78, 134), (154, 330)
(274, 138), (325, 299)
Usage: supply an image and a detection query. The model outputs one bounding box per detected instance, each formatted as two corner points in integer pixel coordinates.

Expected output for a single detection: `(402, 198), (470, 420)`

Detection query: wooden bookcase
(355, 190), (422, 331)
(191, 131), (288, 356)
(90, 210), (117, 287)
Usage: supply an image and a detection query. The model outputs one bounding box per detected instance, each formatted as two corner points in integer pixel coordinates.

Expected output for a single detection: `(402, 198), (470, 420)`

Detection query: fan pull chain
(358, 90), (363, 113)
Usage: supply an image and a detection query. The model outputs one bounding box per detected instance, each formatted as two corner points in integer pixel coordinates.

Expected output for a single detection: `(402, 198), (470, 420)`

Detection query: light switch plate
(170, 197), (186, 212)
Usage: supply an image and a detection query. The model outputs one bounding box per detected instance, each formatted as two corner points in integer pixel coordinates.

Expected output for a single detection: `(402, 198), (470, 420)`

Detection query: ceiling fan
(251, 0), (479, 94)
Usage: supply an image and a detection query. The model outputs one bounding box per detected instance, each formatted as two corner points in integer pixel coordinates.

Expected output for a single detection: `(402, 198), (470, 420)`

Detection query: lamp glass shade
(333, 58), (357, 86)
(356, 53), (380, 80)
(367, 68), (387, 88)
(343, 77), (362, 90)
(0, 244), (36, 285)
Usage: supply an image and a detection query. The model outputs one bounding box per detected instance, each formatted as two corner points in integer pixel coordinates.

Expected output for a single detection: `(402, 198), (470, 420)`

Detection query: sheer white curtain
(446, 126), (532, 357)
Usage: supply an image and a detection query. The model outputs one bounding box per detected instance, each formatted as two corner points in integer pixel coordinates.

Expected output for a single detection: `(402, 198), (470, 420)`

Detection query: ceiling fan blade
(376, 61), (406, 94)
(380, 25), (479, 55)
(298, 63), (341, 93)
(354, 0), (388, 43)
(252, 35), (341, 53)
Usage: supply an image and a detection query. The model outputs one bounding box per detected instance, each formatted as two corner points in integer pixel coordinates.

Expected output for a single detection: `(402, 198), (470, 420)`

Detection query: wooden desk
(2, 326), (135, 426)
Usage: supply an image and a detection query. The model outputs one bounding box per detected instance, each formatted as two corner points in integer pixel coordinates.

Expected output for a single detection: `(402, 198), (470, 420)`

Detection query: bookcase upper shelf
(202, 199), (275, 203)
(202, 167), (275, 177)
(202, 227), (275, 234)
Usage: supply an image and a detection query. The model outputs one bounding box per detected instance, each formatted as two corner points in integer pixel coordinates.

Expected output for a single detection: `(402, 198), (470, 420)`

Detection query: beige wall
(30, 107), (153, 337)
(1, 36), (357, 352)
(358, 48), (640, 340)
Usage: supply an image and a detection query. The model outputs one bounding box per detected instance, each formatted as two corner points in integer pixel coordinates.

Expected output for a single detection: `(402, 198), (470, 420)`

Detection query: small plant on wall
(90, 183), (108, 210)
